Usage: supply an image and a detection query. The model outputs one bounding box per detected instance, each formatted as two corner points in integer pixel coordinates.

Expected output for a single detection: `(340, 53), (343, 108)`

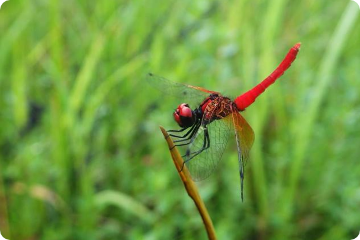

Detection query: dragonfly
(148, 43), (301, 201)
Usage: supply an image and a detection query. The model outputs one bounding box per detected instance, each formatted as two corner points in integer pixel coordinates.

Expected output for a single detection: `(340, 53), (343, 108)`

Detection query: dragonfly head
(173, 103), (195, 128)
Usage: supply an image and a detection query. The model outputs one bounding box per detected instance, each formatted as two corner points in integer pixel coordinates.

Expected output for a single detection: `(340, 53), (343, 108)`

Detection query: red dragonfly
(149, 43), (301, 201)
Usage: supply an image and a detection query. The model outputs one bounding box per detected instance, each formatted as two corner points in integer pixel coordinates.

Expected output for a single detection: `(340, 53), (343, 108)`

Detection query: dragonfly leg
(168, 125), (197, 150)
(168, 114), (200, 137)
(172, 126), (200, 150)
(168, 123), (201, 150)
(170, 120), (202, 146)
(169, 121), (198, 139)
(173, 123), (200, 144)
(167, 127), (188, 133)
(187, 127), (210, 157)
(180, 127), (210, 171)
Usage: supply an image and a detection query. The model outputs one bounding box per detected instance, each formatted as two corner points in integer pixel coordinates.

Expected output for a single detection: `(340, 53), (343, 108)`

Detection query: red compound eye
(173, 103), (194, 128)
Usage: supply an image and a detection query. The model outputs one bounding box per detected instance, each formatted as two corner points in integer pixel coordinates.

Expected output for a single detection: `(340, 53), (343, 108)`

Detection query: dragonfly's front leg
(173, 124), (201, 146)
(167, 127), (188, 133)
(168, 123), (201, 151)
(168, 121), (198, 139)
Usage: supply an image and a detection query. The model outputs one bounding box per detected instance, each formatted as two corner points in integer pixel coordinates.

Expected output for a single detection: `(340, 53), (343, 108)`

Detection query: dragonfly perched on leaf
(148, 43), (301, 201)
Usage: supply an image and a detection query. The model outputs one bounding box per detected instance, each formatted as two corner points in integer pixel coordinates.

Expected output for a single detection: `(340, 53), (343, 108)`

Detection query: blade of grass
(0, 7), (32, 74)
(159, 126), (217, 240)
(81, 54), (146, 136)
(66, 33), (105, 129)
(65, 32), (105, 234)
(95, 190), (154, 223)
(11, 34), (27, 129)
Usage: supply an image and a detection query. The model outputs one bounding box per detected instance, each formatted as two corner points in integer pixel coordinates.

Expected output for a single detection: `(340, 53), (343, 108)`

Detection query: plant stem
(160, 126), (217, 240)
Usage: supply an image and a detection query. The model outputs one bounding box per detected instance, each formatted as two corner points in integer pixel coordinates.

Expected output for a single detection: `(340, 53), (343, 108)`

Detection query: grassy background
(1, 0), (360, 239)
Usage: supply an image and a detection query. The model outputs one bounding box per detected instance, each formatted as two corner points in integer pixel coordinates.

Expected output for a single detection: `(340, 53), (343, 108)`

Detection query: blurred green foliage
(0, 0), (360, 239)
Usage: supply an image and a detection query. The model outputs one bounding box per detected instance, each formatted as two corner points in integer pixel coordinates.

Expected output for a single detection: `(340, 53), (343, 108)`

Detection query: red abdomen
(234, 43), (301, 111)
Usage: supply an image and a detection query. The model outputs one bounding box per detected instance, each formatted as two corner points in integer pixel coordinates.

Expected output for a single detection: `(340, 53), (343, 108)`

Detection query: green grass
(1, 0), (360, 239)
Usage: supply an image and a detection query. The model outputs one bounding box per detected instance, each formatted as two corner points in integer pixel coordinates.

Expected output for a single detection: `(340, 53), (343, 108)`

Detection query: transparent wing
(226, 111), (254, 200)
(185, 119), (232, 181)
(183, 113), (232, 181)
(146, 73), (218, 105)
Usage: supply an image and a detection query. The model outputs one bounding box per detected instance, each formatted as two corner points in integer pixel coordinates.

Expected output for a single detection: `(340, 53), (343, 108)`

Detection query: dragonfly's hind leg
(180, 126), (210, 171)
